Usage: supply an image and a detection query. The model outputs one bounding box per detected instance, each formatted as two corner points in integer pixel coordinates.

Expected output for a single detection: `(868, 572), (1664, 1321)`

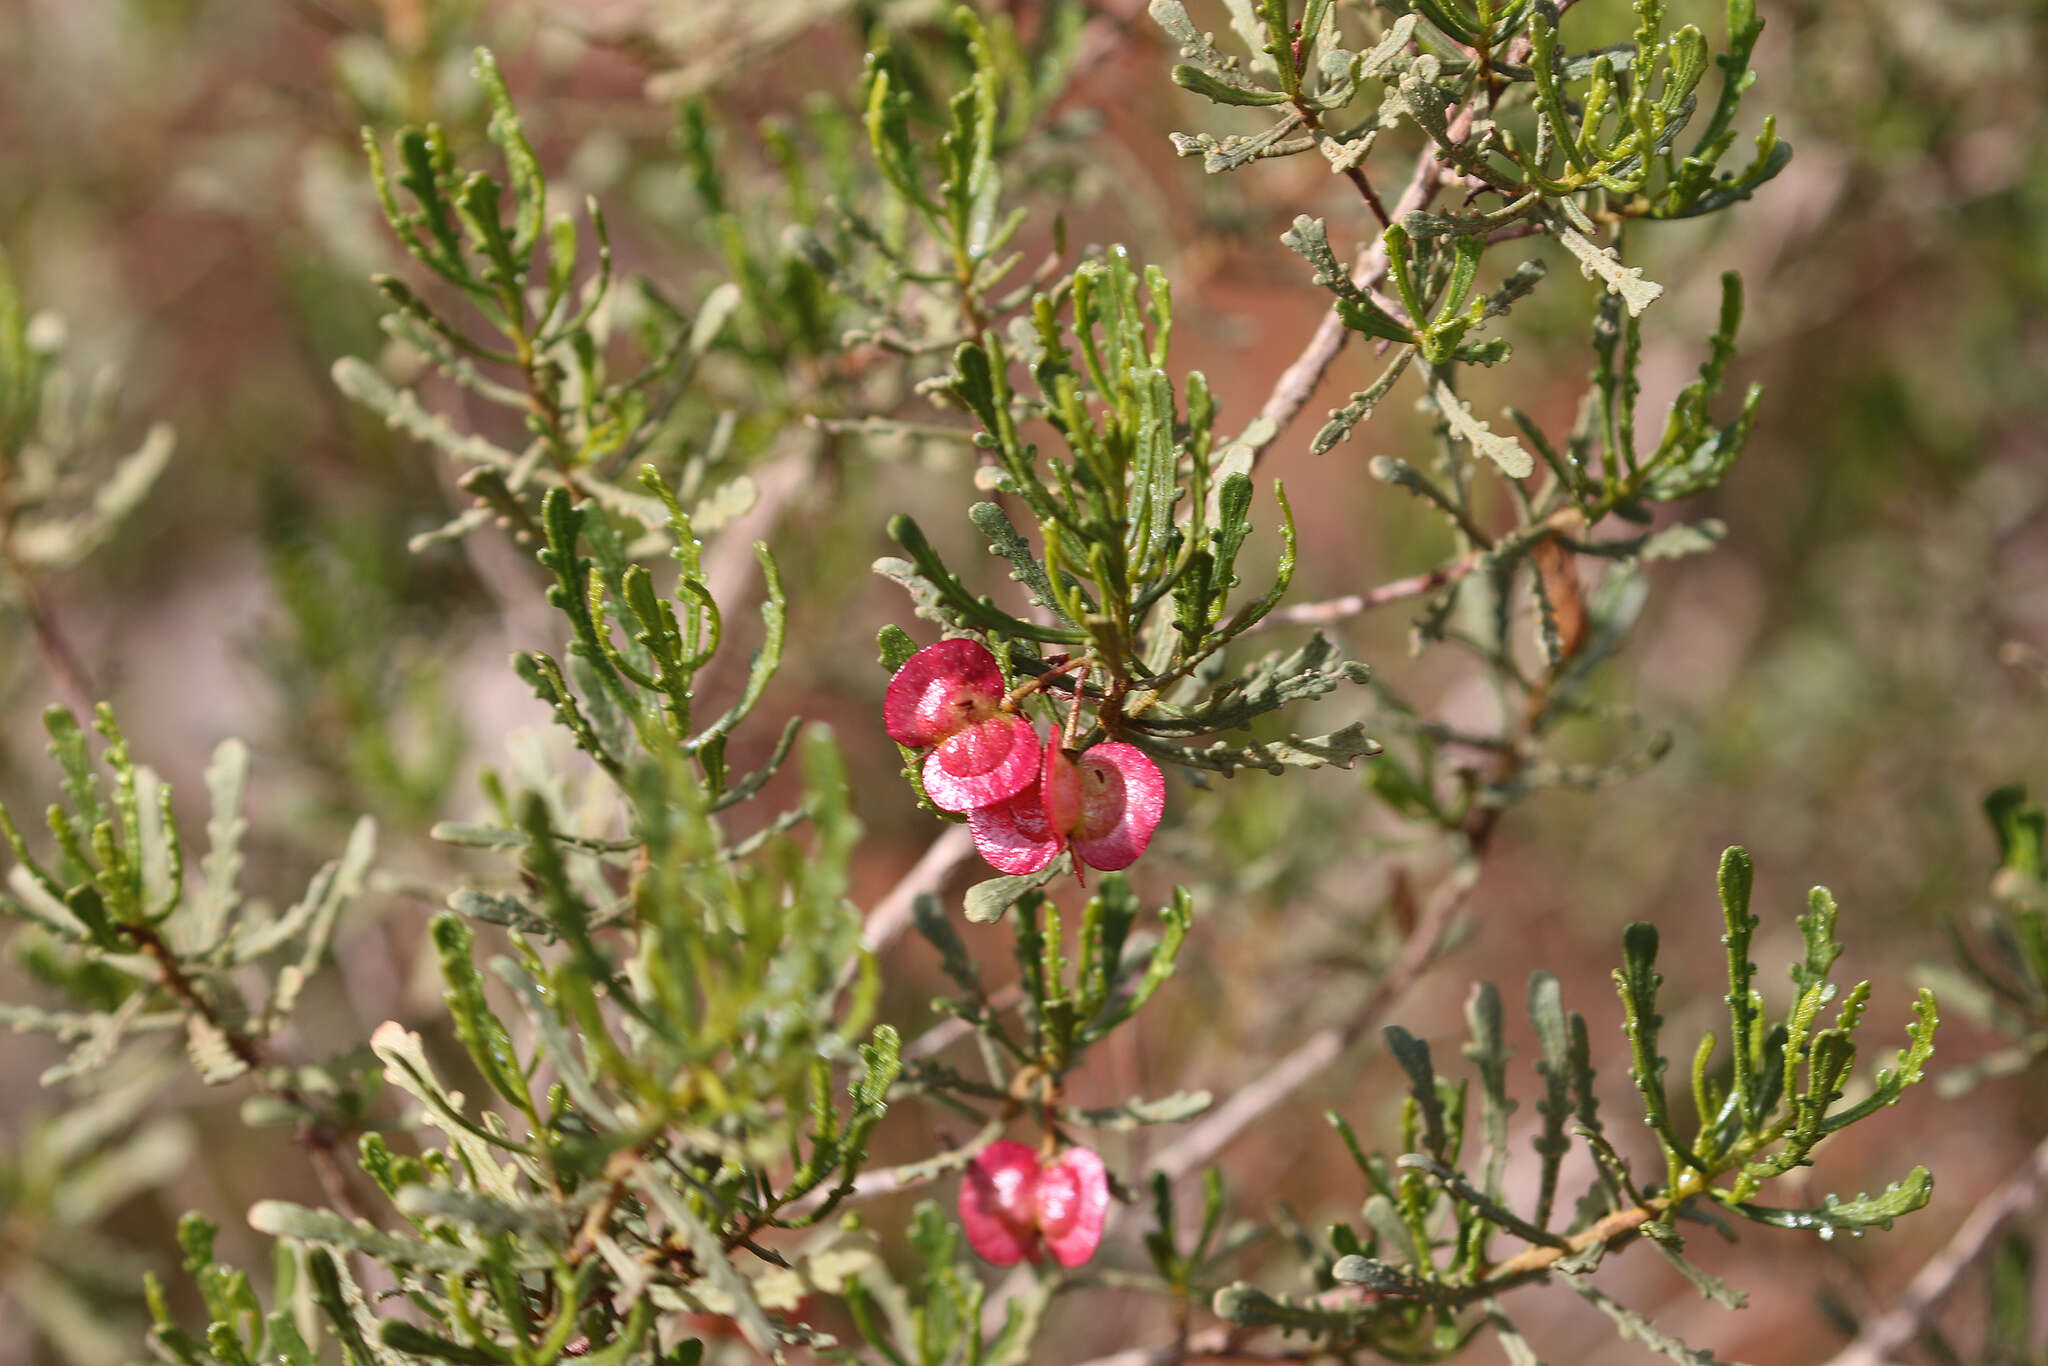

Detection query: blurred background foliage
(0, 0), (2042, 1362)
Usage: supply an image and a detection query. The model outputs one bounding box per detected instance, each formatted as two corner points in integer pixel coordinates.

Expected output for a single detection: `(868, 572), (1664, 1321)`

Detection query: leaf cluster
(0, 8), (1966, 1366)
(1158, 0), (1784, 219)
(1924, 784), (2048, 1096)
(350, 50), (748, 556)
(872, 876), (1202, 1193)
(1210, 849), (1937, 1363)
(121, 497), (899, 1360)
(1146, 0), (1778, 834)
(840, 1200), (1048, 1366)
(0, 246), (173, 577)
(879, 243), (1378, 778)
(0, 707), (376, 1105)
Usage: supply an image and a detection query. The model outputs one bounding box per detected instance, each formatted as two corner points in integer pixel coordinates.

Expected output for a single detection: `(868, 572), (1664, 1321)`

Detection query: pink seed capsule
(959, 1140), (1111, 1268)
(967, 726), (1165, 877)
(884, 639), (1041, 812)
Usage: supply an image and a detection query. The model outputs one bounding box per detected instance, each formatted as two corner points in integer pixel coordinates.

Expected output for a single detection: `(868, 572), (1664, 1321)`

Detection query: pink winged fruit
(968, 727), (1164, 877)
(958, 1140), (1110, 1268)
(884, 638), (1042, 813)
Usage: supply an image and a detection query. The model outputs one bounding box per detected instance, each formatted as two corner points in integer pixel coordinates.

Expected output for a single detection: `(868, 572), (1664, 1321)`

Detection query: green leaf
(1172, 64), (1290, 106)
(1383, 1025), (1448, 1160)
(380, 1320), (513, 1365)
(1527, 971), (1579, 1229)
(1429, 376), (1534, 478)
(1557, 1273), (1741, 1364)
(1552, 219), (1664, 316)
(878, 624), (919, 673)
(970, 501), (1075, 624)
(1462, 981), (1516, 1200)
(304, 1247), (379, 1366)
(637, 1179), (779, 1355)
(1790, 884), (1843, 1000)
(1212, 1282), (1374, 1337)
(1614, 922), (1699, 1170)
(1330, 1255), (1464, 1303)
(1128, 723), (1379, 776)
(1732, 1166), (1934, 1238)
(1716, 847), (1762, 1127)
(1986, 785), (2045, 880)
(431, 914), (532, 1115)
(393, 1186), (573, 1243)
(1823, 988), (1938, 1132)
(1065, 1088), (1213, 1130)
(1170, 120), (1317, 174)
(249, 1201), (526, 1272)
(965, 862), (1063, 924)
(471, 49), (545, 259)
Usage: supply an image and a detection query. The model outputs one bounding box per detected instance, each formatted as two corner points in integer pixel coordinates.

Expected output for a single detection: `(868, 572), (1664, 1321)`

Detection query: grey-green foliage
(671, 3), (1091, 454)
(0, 247), (174, 577)
(879, 247), (1379, 776)
(104, 37), (1215, 1364)
(1157, 0), (1782, 218)
(1924, 784), (2048, 1095)
(118, 468), (889, 1359)
(1138, 1166), (1267, 1316)
(0, 245), (172, 716)
(864, 869), (1205, 1305)
(842, 1201), (1051, 1366)
(657, 6), (1368, 784)
(0, 707), (375, 1104)
(1148, 0), (1772, 827)
(899, 874), (1198, 1112)
(0, 1060), (194, 1366)
(1209, 849), (1935, 1362)
(1170, 0), (1770, 497)
(345, 49), (749, 556)
(224, 496), (889, 1360)
(0, 6), (1961, 1366)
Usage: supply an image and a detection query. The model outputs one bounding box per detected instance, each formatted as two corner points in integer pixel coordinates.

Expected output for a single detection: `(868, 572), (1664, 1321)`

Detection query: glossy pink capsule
(968, 728), (1165, 877)
(884, 639), (1041, 813)
(958, 1140), (1110, 1268)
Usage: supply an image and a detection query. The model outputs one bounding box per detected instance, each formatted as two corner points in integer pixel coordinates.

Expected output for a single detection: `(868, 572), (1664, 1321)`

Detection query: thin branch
(1148, 853), (1485, 1183)
(906, 983), (1023, 1062)
(1065, 0), (1153, 89)
(1246, 113), (1469, 468)
(0, 465), (98, 714)
(1064, 1177), (1665, 1366)
(1819, 1133), (2048, 1366)
(862, 824), (977, 957)
(6, 563), (97, 716)
(1252, 554), (1484, 631)
(1285, 88), (1391, 229)
(123, 921), (365, 1222)
(1243, 0), (1583, 466)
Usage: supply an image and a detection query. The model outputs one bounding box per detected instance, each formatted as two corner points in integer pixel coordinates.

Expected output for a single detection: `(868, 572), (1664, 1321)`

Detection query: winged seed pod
(884, 637), (1043, 812)
(968, 725), (1165, 877)
(958, 1140), (1111, 1269)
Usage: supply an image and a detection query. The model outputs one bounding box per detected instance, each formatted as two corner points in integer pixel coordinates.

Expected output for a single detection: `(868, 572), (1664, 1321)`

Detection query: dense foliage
(0, 2), (2043, 1364)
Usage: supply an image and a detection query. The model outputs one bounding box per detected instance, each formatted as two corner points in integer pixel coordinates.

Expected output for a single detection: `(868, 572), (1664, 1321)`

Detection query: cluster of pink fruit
(883, 638), (1165, 877)
(884, 638), (1139, 1266)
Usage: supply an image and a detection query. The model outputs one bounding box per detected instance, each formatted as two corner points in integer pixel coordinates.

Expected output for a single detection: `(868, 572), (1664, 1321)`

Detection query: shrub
(0, 3), (2038, 1364)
